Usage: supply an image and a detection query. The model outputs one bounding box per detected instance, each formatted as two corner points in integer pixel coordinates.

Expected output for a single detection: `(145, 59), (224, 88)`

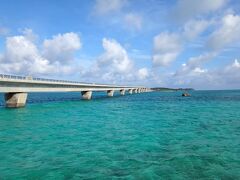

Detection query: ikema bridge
(0, 74), (151, 108)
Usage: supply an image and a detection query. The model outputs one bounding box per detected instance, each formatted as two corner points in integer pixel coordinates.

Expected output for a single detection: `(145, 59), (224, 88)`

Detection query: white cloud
(0, 30), (81, 76)
(5, 36), (39, 63)
(124, 13), (142, 31)
(185, 53), (216, 69)
(99, 38), (133, 73)
(82, 38), (149, 84)
(153, 32), (182, 66)
(207, 13), (240, 50)
(137, 68), (149, 80)
(173, 0), (227, 22)
(232, 59), (240, 68)
(192, 67), (207, 74)
(169, 56), (240, 89)
(225, 59), (240, 70)
(43, 32), (81, 63)
(83, 38), (133, 82)
(175, 52), (216, 76)
(93, 0), (127, 15)
(152, 18), (213, 68)
(1, 35), (53, 74)
(183, 19), (212, 40)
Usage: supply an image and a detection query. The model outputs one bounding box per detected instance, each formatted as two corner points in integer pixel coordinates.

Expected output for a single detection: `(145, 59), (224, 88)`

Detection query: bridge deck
(0, 74), (145, 93)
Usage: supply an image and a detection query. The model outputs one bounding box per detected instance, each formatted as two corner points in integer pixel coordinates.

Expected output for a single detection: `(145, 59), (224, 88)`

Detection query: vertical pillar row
(5, 92), (28, 108)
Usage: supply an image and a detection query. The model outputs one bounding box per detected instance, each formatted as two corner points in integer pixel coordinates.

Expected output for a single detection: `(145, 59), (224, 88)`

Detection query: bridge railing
(0, 74), (27, 80)
(0, 74), (91, 84)
(0, 74), (141, 88)
(0, 74), (133, 87)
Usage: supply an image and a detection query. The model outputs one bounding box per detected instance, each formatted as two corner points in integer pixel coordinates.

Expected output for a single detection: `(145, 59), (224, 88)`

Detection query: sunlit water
(0, 90), (239, 179)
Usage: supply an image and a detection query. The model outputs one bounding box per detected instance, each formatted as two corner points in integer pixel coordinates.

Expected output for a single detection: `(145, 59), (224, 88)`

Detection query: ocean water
(0, 90), (239, 179)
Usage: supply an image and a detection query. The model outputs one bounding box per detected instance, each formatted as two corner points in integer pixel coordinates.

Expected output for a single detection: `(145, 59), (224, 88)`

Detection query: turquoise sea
(0, 90), (239, 179)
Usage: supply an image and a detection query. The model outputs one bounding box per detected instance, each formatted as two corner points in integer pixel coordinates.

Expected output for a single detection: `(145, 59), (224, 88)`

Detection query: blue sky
(0, 0), (240, 89)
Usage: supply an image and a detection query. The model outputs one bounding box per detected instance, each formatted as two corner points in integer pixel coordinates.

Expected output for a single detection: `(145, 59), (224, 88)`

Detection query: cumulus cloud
(43, 32), (81, 63)
(207, 13), (240, 50)
(82, 38), (149, 84)
(99, 38), (133, 73)
(0, 30), (81, 76)
(93, 0), (127, 15)
(124, 13), (142, 31)
(83, 38), (133, 82)
(152, 32), (182, 66)
(172, 0), (227, 22)
(1, 35), (53, 74)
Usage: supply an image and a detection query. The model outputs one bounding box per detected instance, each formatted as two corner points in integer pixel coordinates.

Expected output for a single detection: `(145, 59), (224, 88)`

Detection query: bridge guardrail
(0, 74), (131, 87)
(0, 74), (90, 84)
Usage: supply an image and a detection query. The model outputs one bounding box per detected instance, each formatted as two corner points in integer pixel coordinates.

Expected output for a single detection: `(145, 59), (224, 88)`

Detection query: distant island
(151, 87), (194, 92)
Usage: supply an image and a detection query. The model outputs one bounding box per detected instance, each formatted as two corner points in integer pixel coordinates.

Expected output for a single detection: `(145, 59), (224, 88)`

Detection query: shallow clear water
(0, 90), (239, 179)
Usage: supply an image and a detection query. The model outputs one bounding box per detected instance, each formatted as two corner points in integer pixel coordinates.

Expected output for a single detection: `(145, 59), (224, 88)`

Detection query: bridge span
(0, 74), (151, 108)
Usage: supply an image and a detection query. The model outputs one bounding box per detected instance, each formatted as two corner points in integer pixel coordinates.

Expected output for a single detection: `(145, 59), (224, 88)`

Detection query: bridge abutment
(107, 90), (114, 97)
(4, 92), (28, 108)
(81, 91), (92, 100)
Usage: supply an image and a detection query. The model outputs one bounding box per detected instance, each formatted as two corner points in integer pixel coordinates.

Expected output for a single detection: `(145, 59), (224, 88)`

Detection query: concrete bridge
(0, 74), (151, 108)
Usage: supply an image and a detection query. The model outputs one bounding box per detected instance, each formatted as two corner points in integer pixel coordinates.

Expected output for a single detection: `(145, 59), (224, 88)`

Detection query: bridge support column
(107, 90), (114, 97)
(128, 89), (133, 94)
(81, 91), (92, 100)
(120, 89), (125, 95)
(133, 89), (138, 93)
(4, 92), (28, 108)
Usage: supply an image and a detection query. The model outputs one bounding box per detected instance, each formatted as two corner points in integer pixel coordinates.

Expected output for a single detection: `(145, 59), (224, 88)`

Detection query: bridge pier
(4, 92), (28, 108)
(107, 90), (114, 97)
(81, 91), (92, 100)
(128, 89), (133, 94)
(120, 89), (125, 95)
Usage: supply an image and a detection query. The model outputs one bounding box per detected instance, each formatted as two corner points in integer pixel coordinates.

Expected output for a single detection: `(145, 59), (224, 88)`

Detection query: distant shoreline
(151, 87), (194, 92)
